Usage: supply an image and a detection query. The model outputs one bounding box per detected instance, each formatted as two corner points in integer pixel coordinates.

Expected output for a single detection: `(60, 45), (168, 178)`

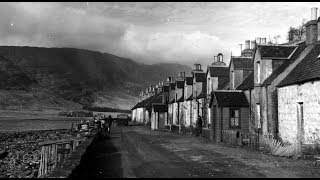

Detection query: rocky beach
(0, 129), (79, 178)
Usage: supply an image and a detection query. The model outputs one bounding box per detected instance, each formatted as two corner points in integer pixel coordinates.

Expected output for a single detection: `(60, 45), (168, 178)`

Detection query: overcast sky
(1, 2), (320, 67)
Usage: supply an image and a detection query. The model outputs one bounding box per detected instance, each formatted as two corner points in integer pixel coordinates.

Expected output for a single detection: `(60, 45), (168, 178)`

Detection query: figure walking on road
(196, 115), (202, 136)
(106, 115), (112, 134)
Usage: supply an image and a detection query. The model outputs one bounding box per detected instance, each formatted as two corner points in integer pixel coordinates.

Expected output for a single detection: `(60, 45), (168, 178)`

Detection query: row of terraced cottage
(131, 8), (320, 155)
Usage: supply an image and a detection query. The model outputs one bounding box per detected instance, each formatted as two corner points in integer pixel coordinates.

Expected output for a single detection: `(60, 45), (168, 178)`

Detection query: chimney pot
(217, 53), (223, 62)
(194, 63), (202, 71)
(256, 37), (261, 44)
(245, 40), (250, 49)
(306, 8), (318, 45)
(311, 7), (318, 20)
(251, 40), (256, 49)
(239, 44), (243, 55)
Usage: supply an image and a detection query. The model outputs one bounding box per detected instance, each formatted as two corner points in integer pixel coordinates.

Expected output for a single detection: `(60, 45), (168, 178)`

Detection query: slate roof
(277, 42), (320, 87)
(152, 104), (168, 112)
(176, 96), (184, 102)
(261, 41), (307, 87)
(258, 45), (297, 59)
(210, 91), (249, 107)
(221, 82), (230, 90)
(194, 72), (206, 82)
(197, 92), (206, 99)
(169, 97), (175, 103)
(131, 96), (151, 110)
(163, 85), (169, 92)
(236, 72), (254, 90)
(176, 80), (184, 88)
(231, 57), (253, 69)
(185, 76), (193, 85)
(218, 77), (230, 90)
(186, 95), (193, 101)
(145, 91), (164, 108)
(208, 66), (229, 77)
(169, 82), (176, 90)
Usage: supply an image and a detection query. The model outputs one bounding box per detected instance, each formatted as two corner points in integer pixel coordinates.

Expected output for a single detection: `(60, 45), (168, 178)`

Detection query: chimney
(306, 7), (318, 45)
(239, 44), (243, 54)
(312, 7), (318, 20)
(155, 85), (159, 94)
(261, 38), (266, 44)
(251, 40), (256, 49)
(256, 37), (261, 44)
(178, 72), (184, 78)
(245, 40), (250, 49)
(213, 55), (217, 62)
(194, 63), (202, 71)
(217, 53), (223, 62)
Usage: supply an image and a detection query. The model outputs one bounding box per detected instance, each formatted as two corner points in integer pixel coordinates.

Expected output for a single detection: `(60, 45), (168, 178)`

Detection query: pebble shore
(0, 129), (79, 178)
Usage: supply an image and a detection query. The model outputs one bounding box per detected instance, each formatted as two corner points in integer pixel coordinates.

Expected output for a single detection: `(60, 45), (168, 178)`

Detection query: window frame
(229, 107), (241, 128)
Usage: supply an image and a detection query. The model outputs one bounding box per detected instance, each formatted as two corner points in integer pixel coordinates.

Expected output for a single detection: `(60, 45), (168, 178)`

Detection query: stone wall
(278, 81), (320, 146)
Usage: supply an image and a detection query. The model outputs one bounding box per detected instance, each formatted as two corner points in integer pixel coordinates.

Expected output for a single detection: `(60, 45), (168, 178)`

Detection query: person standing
(196, 116), (202, 136)
(106, 115), (112, 134)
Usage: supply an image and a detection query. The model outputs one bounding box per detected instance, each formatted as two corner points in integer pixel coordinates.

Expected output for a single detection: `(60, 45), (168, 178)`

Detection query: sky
(1, 2), (320, 67)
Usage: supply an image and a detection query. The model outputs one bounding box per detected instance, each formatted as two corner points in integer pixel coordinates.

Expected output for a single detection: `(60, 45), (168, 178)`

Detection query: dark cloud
(0, 2), (319, 67)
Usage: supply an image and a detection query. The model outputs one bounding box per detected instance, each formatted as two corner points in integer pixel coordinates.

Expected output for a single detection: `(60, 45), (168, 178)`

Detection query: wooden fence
(222, 130), (260, 148)
(38, 138), (85, 177)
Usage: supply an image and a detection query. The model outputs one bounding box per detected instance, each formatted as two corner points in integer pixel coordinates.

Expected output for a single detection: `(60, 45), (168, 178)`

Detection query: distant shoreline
(83, 106), (131, 114)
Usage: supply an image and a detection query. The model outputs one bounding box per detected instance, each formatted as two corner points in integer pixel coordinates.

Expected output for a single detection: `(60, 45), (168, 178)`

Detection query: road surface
(70, 124), (320, 178)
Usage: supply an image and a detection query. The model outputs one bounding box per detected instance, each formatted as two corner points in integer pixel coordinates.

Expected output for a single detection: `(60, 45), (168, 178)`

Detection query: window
(230, 108), (240, 128)
(256, 103), (261, 128)
(257, 62), (261, 84)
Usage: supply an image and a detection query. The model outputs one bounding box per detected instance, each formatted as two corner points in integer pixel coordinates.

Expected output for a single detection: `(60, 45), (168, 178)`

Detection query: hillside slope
(0, 46), (192, 110)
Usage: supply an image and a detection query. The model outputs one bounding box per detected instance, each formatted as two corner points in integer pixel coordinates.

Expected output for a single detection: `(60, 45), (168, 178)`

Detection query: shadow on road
(69, 131), (123, 178)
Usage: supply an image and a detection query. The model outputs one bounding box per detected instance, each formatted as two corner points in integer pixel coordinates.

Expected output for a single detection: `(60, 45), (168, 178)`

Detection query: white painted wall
(278, 81), (320, 145)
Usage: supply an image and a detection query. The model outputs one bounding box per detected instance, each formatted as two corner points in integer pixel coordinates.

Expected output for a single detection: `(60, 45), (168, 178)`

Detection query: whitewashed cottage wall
(278, 80), (320, 145)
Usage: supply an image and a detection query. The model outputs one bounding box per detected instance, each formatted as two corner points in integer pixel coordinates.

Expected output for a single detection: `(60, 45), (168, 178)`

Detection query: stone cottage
(203, 54), (229, 139)
(275, 8), (320, 152)
(174, 72), (185, 132)
(191, 64), (206, 128)
(252, 43), (300, 135)
(167, 79), (176, 130)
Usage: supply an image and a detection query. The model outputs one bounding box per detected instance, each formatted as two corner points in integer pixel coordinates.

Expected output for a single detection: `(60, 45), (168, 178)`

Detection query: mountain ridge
(0, 46), (192, 110)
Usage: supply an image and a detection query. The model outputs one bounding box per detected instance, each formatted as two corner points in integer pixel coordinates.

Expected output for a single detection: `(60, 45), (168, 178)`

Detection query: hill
(0, 46), (192, 110)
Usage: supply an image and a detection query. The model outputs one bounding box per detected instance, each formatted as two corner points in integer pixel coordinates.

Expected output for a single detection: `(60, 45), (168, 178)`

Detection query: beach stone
(0, 173), (9, 178)
(24, 170), (32, 176)
(0, 151), (8, 159)
(314, 160), (320, 166)
(26, 174), (34, 178)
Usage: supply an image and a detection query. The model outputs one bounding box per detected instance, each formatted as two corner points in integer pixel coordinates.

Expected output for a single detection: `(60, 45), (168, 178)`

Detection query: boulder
(0, 151), (8, 159)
